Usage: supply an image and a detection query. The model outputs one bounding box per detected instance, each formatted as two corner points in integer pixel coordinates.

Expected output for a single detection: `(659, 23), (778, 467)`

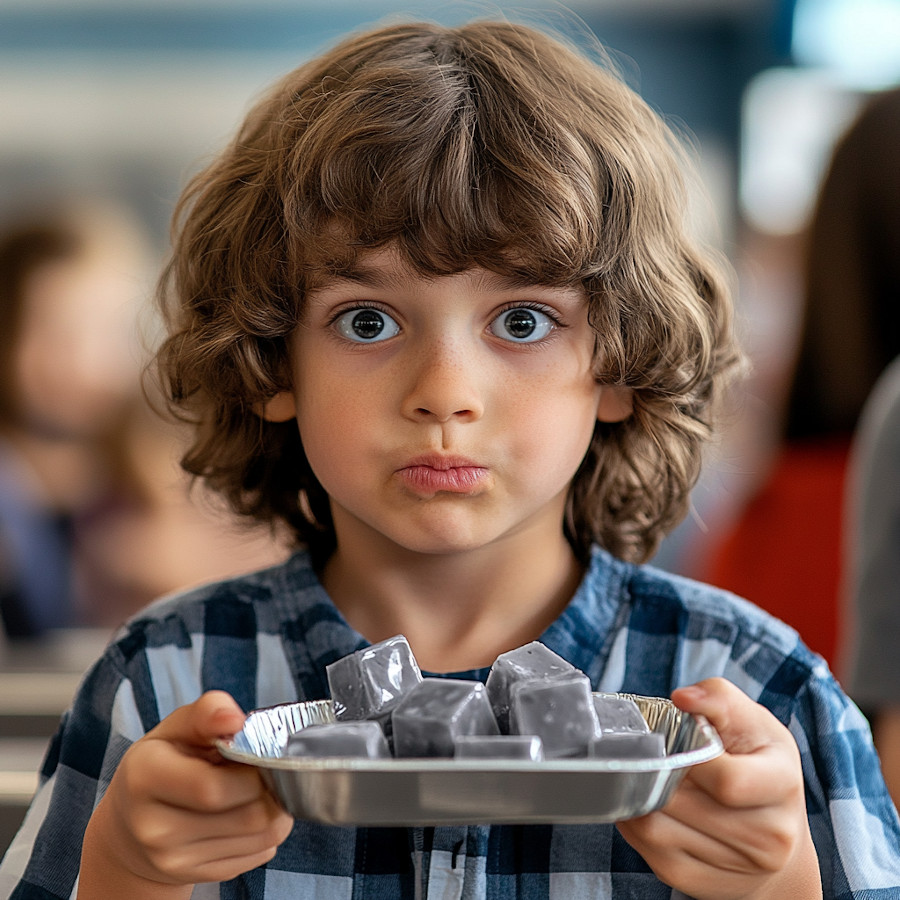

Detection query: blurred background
(1, 0), (899, 850)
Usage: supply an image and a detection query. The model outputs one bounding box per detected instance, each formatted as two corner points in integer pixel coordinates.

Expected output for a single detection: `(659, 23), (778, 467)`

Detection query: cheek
(513, 358), (600, 421)
(294, 381), (372, 486)
(528, 402), (597, 461)
(503, 374), (602, 466)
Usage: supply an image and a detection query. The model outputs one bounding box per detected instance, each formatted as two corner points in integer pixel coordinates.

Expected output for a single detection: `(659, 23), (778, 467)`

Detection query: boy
(2, 19), (899, 900)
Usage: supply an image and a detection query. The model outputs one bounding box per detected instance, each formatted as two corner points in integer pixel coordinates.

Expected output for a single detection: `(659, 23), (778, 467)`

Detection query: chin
(383, 525), (493, 557)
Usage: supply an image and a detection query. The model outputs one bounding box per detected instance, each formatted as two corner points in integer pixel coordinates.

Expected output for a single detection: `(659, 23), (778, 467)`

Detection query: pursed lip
(402, 454), (484, 471)
(396, 454), (490, 494)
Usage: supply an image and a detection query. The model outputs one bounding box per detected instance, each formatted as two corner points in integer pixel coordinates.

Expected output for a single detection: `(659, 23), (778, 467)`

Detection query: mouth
(397, 455), (490, 495)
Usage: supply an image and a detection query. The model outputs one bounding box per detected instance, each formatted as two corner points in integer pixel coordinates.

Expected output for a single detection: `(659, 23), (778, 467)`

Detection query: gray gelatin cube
(588, 731), (666, 760)
(285, 721), (390, 759)
(392, 678), (499, 758)
(485, 641), (577, 732)
(509, 673), (601, 758)
(592, 693), (650, 734)
(326, 635), (422, 721)
(454, 734), (545, 761)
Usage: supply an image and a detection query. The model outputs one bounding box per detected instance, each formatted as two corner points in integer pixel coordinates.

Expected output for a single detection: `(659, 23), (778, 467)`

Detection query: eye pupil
(352, 310), (384, 339)
(505, 309), (537, 339)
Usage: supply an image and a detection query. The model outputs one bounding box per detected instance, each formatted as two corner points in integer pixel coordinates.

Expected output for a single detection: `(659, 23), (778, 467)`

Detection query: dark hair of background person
(784, 86), (900, 441)
(0, 219), (84, 425)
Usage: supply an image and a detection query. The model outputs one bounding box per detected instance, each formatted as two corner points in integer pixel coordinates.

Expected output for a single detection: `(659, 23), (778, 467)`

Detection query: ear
(596, 385), (633, 423)
(256, 391), (297, 422)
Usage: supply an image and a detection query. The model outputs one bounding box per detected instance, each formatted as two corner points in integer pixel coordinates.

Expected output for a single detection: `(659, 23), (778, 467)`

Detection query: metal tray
(217, 693), (723, 826)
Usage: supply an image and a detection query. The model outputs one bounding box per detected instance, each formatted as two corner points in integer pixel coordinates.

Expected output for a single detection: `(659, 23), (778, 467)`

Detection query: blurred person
(0, 200), (292, 637)
(74, 386), (292, 627)
(842, 353), (900, 808)
(702, 86), (900, 666)
(0, 200), (147, 637)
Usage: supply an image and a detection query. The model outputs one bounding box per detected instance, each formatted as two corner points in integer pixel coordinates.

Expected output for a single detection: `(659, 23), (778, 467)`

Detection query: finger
(680, 746), (800, 810)
(619, 812), (761, 877)
(133, 793), (292, 851)
(138, 802), (294, 885)
(671, 678), (787, 755)
(174, 831), (292, 886)
(197, 815), (294, 865)
(619, 777), (811, 898)
(127, 739), (271, 812)
(670, 679), (802, 807)
(617, 815), (767, 899)
(180, 840), (285, 885)
(147, 691), (247, 753)
(642, 775), (801, 863)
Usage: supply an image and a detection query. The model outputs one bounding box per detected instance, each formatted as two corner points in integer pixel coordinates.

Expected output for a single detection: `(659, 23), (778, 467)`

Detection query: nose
(401, 340), (485, 424)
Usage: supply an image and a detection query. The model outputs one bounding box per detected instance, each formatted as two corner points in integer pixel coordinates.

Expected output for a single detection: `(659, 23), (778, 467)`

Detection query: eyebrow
(322, 261), (408, 290)
(315, 260), (570, 294)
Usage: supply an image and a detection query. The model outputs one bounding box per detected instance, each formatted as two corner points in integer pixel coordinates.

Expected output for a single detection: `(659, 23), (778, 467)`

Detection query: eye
(334, 308), (400, 343)
(490, 307), (556, 343)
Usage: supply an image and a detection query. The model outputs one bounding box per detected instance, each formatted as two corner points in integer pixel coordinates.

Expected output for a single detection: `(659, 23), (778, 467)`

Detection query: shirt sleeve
(790, 664), (900, 897)
(674, 588), (900, 897)
(0, 647), (153, 900)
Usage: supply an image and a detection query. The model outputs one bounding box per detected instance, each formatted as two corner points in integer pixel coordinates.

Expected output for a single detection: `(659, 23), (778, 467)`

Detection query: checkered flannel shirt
(2, 547), (899, 899)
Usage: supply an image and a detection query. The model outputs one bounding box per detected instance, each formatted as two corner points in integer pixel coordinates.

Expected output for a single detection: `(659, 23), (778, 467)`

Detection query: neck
(321, 529), (584, 673)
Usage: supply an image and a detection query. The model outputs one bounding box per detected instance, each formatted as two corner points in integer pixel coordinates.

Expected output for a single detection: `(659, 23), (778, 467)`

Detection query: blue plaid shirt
(2, 546), (899, 899)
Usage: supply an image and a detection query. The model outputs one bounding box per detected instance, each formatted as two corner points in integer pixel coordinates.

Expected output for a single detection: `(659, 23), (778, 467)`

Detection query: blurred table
(0, 627), (112, 855)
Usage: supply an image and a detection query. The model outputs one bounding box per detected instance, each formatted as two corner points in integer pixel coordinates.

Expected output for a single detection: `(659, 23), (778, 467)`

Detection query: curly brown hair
(154, 19), (743, 565)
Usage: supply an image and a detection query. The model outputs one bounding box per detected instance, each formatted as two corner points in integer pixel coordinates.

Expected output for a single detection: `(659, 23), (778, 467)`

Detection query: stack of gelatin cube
(285, 636), (665, 761)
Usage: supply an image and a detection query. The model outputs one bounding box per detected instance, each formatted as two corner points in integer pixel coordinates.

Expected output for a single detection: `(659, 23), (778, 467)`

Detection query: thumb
(671, 677), (783, 756)
(149, 690), (247, 752)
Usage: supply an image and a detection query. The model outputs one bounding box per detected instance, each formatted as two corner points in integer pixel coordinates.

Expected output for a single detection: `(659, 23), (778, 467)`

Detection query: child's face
(264, 246), (631, 557)
(14, 254), (140, 439)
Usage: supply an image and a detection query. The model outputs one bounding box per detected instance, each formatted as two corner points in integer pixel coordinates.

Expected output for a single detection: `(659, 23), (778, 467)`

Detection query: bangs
(276, 27), (606, 285)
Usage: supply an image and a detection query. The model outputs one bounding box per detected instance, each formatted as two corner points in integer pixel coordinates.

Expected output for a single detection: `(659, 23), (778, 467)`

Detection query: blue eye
(335, 308), (400, 343)
(490, 307), (555, 343)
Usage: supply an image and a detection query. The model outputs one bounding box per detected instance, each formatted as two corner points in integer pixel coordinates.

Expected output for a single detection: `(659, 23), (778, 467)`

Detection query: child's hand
(616, 678), (822, 900)
(77, 691), (294, 899)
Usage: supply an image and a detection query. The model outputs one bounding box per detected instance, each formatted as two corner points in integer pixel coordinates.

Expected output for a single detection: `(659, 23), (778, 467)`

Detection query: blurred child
(2, 20), (898, 900)
(0, 201), (146, 636)
(0, 203), (289, 637)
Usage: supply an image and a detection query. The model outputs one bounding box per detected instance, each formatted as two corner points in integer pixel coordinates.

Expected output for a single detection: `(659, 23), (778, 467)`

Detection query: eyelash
(495, 302), (564, 325)
(327, 301), (391, 323)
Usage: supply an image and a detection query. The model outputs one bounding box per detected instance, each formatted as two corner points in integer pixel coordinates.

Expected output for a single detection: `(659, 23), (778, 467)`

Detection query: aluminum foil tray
(217, 694), (723, 826)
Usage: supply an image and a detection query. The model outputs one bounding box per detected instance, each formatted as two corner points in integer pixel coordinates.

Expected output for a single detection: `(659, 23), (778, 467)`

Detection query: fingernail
(212, 707), (242, 727)
(674, 685), (706, 703)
